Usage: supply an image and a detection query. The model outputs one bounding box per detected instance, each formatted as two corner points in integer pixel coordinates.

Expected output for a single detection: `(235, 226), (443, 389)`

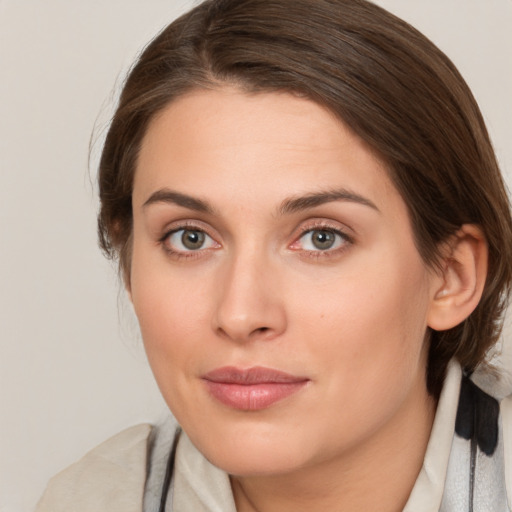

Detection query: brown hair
(98, 0), (512, 397)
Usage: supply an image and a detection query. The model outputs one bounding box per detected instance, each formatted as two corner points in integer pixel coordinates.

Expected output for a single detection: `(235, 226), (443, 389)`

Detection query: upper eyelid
(159, 220), (218, 240)
(293, 219), (354, 240)
(300, 225), (349, 236)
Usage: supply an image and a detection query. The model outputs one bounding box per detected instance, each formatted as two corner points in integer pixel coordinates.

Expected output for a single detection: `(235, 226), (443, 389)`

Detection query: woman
(37, 0), (512, 510)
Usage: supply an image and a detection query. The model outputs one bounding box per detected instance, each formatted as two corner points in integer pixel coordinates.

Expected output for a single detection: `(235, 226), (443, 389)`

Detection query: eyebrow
(278, 189), (380, 215)
(142, 187), (379, 216)
(143, 189), (215, 214)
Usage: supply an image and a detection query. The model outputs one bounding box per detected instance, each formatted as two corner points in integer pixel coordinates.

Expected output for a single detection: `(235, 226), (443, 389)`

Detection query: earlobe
(427, 224), (488, 331)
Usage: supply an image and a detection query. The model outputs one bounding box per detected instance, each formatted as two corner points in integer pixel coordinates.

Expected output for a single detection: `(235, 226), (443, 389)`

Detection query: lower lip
(204, 381), (308, 411)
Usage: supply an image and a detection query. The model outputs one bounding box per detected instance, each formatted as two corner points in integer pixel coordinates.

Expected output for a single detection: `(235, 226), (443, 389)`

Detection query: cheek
(131, 276), (213, 424)
(133, 280), (207, 360)
(296, 252), (429, 344)
(129, 246), (211, 384)
(294, 251), (432, 397)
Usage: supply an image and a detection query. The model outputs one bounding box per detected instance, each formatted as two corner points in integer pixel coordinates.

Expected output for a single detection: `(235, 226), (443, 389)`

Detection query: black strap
(455, 374), (500, 511)
(158, 427), (182, 512)
(455, 375), (499, 456)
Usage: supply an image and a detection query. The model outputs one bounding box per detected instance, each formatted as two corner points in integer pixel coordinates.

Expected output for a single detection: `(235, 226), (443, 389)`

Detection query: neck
(231, 381), (436, 512)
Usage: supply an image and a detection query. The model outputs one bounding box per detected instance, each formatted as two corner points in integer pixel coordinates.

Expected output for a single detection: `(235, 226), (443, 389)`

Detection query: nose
(212, 250), (287, 343)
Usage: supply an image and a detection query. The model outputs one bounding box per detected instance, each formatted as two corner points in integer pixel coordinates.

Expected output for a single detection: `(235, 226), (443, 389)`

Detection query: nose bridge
(213, 243), (286, 342)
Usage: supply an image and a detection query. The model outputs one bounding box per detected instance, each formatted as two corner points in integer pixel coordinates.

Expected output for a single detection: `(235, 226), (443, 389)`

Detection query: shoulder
(36, 424), (152, 512)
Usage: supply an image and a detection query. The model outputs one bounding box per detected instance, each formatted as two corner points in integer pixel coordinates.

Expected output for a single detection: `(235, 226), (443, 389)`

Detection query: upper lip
(202, 366), (309, 384)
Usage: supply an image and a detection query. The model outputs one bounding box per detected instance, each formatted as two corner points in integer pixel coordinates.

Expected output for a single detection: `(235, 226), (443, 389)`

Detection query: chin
(208, 444), (308, 477)
(187, 419), (314, 477)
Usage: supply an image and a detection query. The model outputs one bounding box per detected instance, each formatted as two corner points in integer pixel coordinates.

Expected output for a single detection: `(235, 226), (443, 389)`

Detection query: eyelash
(159, 222), (220, 260)
(290, 222), (354, 260)
(158, 221), (354, 261)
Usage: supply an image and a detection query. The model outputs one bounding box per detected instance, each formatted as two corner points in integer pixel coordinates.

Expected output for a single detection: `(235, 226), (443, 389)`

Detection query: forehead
(133, 88), (400, 215)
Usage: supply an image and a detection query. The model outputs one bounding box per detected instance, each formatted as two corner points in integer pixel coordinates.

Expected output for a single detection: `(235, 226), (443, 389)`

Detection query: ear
(427, 224), (488, 331)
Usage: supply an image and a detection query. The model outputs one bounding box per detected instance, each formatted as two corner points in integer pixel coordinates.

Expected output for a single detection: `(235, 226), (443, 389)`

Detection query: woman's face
(130, 88), (440, 476)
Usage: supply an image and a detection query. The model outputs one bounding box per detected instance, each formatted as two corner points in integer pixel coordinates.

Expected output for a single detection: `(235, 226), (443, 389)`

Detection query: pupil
(312, 230), (335, 250)
(182, 230), (205, 250)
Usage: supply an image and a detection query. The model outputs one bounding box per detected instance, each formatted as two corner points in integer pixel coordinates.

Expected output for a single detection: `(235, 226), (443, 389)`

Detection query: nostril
(252, 326), (270, 337)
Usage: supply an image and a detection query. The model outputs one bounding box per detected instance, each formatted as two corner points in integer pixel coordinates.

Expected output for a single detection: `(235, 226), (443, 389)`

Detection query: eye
(165, 228), (217, 252)
(297, 228), (348, 252)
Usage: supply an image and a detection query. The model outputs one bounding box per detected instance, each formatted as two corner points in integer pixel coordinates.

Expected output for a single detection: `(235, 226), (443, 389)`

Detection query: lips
(202, 366), (309, 411)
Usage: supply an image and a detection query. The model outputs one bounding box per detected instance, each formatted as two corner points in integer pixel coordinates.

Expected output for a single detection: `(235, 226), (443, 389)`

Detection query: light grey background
(1, 1), (511, 510)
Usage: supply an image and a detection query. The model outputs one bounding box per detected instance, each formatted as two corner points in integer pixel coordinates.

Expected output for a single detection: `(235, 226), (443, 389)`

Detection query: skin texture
(129, 88), (486, 511)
